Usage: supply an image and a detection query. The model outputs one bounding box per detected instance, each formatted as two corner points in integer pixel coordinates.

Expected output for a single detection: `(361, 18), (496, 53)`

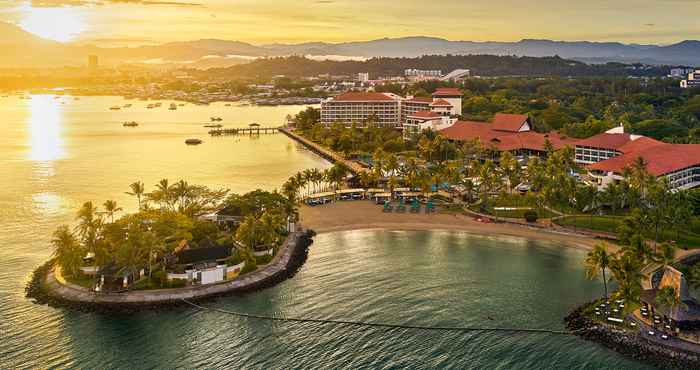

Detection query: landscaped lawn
(555, 215), (700, 249)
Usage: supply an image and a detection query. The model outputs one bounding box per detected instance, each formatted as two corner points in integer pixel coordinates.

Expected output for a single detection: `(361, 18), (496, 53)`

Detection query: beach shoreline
(300, 201), (601, 251)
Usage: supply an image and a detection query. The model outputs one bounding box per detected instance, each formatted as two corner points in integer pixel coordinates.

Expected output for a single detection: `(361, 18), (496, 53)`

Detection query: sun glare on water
(19, 6), (86, 42)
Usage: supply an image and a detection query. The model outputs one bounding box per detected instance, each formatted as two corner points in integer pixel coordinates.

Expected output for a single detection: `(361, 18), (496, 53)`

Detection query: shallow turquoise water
(0, 95), (652, 369)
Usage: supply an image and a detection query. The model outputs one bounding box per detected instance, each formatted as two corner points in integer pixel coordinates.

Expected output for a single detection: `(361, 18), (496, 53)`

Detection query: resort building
(432, 88), (463, 116)
(640, 266), (700, 331)
(320, 92), (403, 128)
(575, 126), (700, 190)
(322, 89), (462, 133)
(680, 70), (700, 88)
(403, 111), (454, 139)
(439, 113), (576, 156)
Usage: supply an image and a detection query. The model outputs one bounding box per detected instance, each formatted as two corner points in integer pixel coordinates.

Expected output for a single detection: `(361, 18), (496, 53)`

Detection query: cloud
(30, 0), (202, 7)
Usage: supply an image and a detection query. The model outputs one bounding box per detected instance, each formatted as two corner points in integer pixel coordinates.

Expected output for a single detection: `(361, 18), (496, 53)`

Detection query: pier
(209, 125), (282, 136)
(279, 127), (368, 174)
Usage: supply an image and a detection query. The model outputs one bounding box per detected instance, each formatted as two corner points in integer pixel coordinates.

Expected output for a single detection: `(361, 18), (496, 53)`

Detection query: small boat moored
(123, 121), (139, 127)
(185, 138), (203, 145)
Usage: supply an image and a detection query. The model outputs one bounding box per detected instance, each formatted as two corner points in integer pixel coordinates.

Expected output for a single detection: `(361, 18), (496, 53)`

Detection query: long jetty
(279, 127), (367, 174)
(209, 126), (281, 135)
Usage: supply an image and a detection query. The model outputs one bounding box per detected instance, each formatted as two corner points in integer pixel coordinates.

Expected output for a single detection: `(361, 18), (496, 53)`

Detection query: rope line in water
(181, 299), (577, 335)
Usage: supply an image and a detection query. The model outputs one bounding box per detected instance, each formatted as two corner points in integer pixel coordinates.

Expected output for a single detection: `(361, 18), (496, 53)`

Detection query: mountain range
(1, 22), (698, 69)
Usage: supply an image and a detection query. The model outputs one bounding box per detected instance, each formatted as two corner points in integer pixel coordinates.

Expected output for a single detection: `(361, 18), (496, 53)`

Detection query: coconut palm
(103, 200), (122, 223)
(51, 225), (84, 277)
(609, 252), (643, 303)
(126, 181), (146, 209)
(585, 243), (612, 299)
(655, 286), (682, 319)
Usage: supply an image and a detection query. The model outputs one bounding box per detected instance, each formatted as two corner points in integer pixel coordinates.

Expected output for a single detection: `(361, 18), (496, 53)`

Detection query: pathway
(44, 229), (304, 305)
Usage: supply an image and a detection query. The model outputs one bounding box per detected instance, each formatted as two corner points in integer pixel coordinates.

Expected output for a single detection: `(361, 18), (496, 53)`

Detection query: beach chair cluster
(305, 189), (366, 206)
(381, 197), (436, 214)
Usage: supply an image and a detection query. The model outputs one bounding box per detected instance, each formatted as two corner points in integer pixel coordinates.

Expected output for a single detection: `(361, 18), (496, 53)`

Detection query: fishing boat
(203, 124), (222, 128)
(185, 138), (203, 145)
(123, 104), (132, 108)
(147, 104), (154, 109)
(123, 121), (139, 127)
(210, 117), (223, 122)
(169, 103), (177, 110)
(109, 106), (121, 110)
(154, 102), (162, 107)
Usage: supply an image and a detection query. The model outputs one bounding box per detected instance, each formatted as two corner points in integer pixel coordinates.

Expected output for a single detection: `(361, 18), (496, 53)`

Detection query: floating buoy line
(181, 299), (578, 335)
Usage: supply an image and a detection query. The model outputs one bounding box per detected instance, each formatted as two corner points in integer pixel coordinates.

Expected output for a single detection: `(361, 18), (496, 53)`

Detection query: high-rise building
(88, 55), (99, 70)
(357, 73), (369, 82)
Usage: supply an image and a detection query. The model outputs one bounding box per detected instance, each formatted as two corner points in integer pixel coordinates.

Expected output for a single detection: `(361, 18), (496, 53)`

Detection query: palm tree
(655, 286), (682, 319)
(103, 200), (122, 223)
(51, 225), (84, 277)
(126, 181), (146, 210)
(585, 243), (612, 299)
(656, 242), (676, 267)
(609, 252), (643, 303)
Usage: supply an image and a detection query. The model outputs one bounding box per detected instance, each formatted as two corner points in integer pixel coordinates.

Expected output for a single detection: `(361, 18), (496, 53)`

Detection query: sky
(0, 0), (698, 46)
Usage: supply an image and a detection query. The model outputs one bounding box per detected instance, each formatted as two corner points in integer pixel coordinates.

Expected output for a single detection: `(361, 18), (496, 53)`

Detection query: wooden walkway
(44, 229), (303, 304)
(209, 126), (281, 135)
(279, 128), (368, 174)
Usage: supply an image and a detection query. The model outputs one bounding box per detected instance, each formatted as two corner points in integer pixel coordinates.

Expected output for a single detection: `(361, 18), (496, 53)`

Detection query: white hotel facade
(320, 88), (462, 137)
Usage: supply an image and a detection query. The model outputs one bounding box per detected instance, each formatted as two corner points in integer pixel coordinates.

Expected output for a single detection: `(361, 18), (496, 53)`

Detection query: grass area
(555, 215), (700, 248)
(582, 297), (640, 330)
(556, 215), (620, 234)
(65, 274), (95, 289)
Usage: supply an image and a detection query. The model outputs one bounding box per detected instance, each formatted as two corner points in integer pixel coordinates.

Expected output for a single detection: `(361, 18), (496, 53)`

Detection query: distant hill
(0, 22), (697, 68)
(197, 55), (671, 80)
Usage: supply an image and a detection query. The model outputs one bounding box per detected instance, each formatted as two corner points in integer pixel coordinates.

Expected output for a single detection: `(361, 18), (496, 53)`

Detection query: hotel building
(581, 128), (700, 190)
(321, 89), (462, 134)
(320, 92), (403, 128)
(681, 70), (700, 88)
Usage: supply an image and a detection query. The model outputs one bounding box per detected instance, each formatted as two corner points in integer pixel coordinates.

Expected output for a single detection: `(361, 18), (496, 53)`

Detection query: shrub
(241, 261), (257, 274)
(256, 254), (273, 265)
(524, 210), (538, 223)
(167, 278), (187, 288)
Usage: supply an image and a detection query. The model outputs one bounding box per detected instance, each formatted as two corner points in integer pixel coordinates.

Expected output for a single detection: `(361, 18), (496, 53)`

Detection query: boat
(210, 117), (223, 122)
(155, 102), (162, 107)
(203, 124), (222, 128)
(109, 106), (121, 110)
(178, 103), (185, 106)
(123, 104), (132, 108)
(225, 103), (231, 106)
(185, 138), (203, 145)
(123, 121), (139, 127)
(147, 104), (154, 109)
(169, 103), (177, 110)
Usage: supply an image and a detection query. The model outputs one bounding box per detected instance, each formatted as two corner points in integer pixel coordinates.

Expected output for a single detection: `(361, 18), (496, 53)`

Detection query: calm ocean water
(0, 95), (651, 369)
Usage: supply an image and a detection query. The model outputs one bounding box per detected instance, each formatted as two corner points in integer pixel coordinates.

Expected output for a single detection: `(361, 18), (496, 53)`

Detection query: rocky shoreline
(25, 229), (316, 314)
(564, 302), (700, 369)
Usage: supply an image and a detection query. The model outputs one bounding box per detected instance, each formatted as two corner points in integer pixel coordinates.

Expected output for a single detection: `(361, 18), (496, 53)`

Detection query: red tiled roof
(408, 110), (441, 119)
(430, 99), (453, 107)
(575, 133), (632, 150)
(439, 120), (575, 152)
(587, 144), (700, 176)
(405, 96), (433, 103)
(332, 92), (397, 102)
(617, 136), (665, 154)
(432, 88), (462, 97)
(492, 113), (530, 132)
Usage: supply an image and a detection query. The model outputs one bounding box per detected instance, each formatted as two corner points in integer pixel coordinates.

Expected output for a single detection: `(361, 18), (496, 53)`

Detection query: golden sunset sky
(1, 0), (698, 46)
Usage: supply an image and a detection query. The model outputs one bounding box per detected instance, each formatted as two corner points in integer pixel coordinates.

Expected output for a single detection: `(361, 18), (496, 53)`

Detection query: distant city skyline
(0, 0), (698, 46)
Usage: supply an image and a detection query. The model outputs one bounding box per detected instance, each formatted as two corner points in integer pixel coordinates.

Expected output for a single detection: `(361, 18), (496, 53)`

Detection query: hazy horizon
(1, 0), (698, 47)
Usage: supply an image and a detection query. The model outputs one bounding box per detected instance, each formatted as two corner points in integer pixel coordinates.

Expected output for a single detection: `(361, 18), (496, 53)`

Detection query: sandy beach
(300, 201), (601, 250)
